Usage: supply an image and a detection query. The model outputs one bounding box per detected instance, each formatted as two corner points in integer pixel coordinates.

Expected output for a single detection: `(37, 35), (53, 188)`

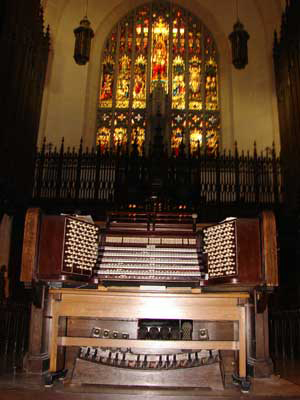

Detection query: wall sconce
(74, 0), (94, 65)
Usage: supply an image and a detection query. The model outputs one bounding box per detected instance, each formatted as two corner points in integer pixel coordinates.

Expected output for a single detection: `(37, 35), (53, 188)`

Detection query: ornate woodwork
(0, 0), (50, 210)
(273, 0), (300, 211)
(32, 140), (282, 215)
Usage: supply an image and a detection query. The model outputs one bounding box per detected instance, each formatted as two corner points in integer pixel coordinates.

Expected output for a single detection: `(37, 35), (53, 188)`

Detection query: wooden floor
(0, 361), (299, 400)
(275, 360), (300, 387)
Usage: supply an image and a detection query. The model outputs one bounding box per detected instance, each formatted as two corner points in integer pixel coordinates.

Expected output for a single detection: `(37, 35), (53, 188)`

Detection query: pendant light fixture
(74, 0), (94, 65)
(229, 0), (250, 69)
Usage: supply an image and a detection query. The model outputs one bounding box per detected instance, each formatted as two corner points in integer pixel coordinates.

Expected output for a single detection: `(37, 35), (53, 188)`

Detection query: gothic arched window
(97, 1), (220, 156)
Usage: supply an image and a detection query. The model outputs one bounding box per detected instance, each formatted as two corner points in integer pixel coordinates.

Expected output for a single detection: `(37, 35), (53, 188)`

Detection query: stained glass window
(172, 55), (185, 109)
(171, 112), (185, 155)
(99, 56), (114, 108)
(133, 55), (147, 109)
(131, 112), (146, 155)
(189, 113), (203, 155)
(97, 1), (220, 155)
(151, 17), (169, 91)
(116, 55), (131, 108)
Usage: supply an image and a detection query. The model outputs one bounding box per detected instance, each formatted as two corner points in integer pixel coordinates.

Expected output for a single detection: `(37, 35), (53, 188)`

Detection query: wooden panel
(236, 219), (262, 285)
(49, 298), (60, 372)
(238, 306), (246, 378)
(58, 337), (239, 351)
(50, 288), (249, 298)
(67, 318), (138, 339)
(0, 0), (49, 225)
(84, 288), (250, 298)
(261, 211), (278, 286)
(38, 215), (65, 280)
(56, 293), (241, 321)
(20, 208), (41, 282)
(72, 357), (224, 389)
(192, 321), (234, 341)
(219, 350), (236, 387)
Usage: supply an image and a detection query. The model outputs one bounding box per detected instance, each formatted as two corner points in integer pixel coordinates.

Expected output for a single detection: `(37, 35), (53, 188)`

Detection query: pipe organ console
(21, 209), (278, 391)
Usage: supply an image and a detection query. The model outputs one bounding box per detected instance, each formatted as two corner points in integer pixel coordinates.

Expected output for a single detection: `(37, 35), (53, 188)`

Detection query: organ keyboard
(95, 215), (204, 284)
(21, 210), (207, 285)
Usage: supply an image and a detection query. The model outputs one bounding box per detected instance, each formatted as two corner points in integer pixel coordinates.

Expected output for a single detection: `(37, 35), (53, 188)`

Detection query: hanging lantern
(74, 15), (94, 65)
(229, 0), (250, 69)
(229, 0), (249, 69)
(229, 20), (250, 69)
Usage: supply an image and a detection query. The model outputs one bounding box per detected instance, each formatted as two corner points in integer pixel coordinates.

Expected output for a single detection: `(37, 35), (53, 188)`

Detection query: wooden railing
(32, 139), (282, 210)
(269, 309), (300, 360)
(0, 303), (31, 374)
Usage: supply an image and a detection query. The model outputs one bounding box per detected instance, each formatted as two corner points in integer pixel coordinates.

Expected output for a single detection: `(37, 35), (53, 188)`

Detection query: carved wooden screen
(97, 1), (220, 155)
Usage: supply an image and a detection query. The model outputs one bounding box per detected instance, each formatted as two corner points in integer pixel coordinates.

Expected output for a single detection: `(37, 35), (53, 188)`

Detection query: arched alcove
(39, 0), (282, 153)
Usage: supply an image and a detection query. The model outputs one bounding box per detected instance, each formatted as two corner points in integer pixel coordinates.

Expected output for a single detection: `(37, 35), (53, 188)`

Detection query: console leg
(232, 373), (251, 393)
(44, 369), (68, 387)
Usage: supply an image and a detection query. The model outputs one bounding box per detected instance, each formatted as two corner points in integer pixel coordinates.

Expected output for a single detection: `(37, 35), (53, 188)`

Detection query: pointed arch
(96, 1), (220, 155)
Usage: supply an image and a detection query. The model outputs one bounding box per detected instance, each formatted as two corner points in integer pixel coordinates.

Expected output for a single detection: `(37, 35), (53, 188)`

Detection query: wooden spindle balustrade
(32, 140), (282, 211)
